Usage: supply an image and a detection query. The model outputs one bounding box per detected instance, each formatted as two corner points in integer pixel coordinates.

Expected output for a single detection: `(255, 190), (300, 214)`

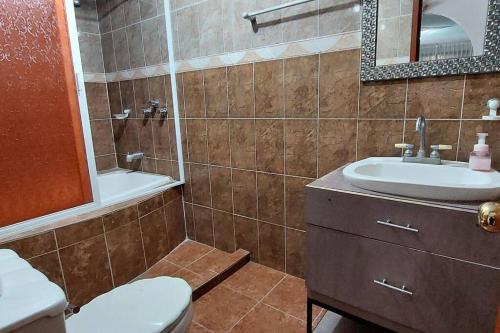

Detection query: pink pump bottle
(469, 133), (491, 171)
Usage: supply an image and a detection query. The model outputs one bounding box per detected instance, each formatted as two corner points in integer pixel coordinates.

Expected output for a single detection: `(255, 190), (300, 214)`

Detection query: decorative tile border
(83, 73), (107, 83)
(83, 31), (361, 83)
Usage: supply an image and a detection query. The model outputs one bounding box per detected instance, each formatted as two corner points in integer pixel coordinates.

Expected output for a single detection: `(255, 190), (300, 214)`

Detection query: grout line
(456, 75), (467, 161)
(183, 161), (317, 180)
(251, 62), (261, 263)
(225, 65), (237, 251)
(192, 321), (215, 333)
(161, 76), (174, 163)
(263, 303), (309, 324)
(282, 56), (288, 274)
(354, 49), (362, 161)
(188, 202), (306, 233)
(102, 222), (116, 288)
(138, 204), (165, 219)
(225, 274), (288, 332)
(187, 164), (196, 238)
(137, 218), (150, 269)
(201, 70), (216, 248)
(102, 13), (166, 35)
(180, 74), (196, 238)
(147, 82), (158, 172)
(184, 248), (216, 268)
(162, 199), (174, 252)
(178, 116), (411, 120)
(94, 152), (116, 157)
(401, 79), (409, 145)
(52, 230), (70, 300)
(316, 54), (320, 178)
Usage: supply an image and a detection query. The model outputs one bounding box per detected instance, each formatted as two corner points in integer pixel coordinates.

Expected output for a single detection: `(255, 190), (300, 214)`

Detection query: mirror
(361, 0), (500, 81)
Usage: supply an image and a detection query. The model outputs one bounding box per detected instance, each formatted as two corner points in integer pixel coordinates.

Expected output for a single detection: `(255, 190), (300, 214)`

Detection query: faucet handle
(395, 143), (414, 157)
(159, 106), (168, 117)
(395, 143), (414, 149)
(430, 144), (452, 158)
(142, 107), (153, 118)
(148, 99), (160, 108)
(430, 144), (452, 150)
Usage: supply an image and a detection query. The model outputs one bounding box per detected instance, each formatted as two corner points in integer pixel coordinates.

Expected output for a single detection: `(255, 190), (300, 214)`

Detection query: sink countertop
(308, 165), (484, 213)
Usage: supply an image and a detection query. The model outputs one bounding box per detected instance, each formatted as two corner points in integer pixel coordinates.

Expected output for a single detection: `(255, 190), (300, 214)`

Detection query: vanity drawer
(306, 226), (500, 333)
(305, 187), (500, 268)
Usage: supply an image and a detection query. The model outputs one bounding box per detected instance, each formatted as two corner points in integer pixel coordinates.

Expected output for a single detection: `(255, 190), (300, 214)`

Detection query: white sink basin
(342, 157), (500, 201)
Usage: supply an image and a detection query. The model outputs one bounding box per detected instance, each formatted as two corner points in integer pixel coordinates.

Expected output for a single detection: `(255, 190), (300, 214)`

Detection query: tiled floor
(140, 240), (248, 292)
(140, 240), (396, 333)
(190, 261), (326, 333)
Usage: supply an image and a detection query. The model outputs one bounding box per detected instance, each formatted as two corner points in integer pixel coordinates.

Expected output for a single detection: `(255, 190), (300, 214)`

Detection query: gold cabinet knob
(478, 202), (500, 233)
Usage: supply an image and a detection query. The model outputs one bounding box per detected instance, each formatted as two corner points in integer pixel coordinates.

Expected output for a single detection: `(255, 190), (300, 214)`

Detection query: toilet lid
(66, 277), (192, 333)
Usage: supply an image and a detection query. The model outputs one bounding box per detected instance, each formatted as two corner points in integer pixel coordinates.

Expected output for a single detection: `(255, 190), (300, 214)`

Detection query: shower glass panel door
(0, 0), (92, 227)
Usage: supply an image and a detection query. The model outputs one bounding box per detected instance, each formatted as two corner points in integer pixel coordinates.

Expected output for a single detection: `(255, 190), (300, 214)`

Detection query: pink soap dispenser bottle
(469, 133), (491, 171)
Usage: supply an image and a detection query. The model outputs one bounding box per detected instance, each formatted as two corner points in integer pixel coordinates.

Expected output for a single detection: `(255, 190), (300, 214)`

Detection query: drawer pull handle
(376, 219), (419, 233)
(374, 278), (413, 296)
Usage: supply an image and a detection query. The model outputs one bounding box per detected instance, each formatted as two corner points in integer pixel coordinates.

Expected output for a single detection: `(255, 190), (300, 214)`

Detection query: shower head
(74, 0), (81, 7)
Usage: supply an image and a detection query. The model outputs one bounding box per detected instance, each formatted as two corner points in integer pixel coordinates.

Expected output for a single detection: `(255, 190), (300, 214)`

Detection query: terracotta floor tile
(222, 262), (285, 300)
(187, 249), (235, 274)
(228, 303), (305, 333)
(139, 259), (182, 279)
(228, 248), (249, 261)
(263, 275), (321, 321)
(194, 285), (257, 333)
(313, 308), (327, 328)
(166, 240), (214, 267)
(188, 321), (213, 333)
(173, 268), (216, 291)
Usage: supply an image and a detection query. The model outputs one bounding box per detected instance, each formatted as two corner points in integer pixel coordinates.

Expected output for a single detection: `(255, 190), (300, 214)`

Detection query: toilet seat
(65, 277), (192, 333)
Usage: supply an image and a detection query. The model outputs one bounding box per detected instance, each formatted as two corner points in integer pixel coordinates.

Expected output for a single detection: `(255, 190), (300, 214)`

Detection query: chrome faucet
(395, 116), (452, 165)
(126, 152), (144, 163)
(416, 116), (426, 158)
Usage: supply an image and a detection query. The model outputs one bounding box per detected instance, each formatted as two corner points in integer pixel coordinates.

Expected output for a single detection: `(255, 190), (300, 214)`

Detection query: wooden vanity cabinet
(305, 169), (500, 333)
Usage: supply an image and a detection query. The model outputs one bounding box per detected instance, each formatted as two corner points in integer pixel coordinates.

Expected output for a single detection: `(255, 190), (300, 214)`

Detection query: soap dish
(113, 109), (131, 120)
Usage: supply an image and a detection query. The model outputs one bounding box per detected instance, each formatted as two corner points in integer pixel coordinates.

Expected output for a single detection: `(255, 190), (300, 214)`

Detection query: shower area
(0, 0), (184, 233)
(75, 0), (183, 204)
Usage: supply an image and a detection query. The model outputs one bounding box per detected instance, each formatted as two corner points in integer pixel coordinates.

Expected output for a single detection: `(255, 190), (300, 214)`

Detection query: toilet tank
(0, 249), (68, 333)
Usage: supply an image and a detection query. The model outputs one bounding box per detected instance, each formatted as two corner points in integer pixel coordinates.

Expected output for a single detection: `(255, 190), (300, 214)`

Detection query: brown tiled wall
(85, 82), (118, 171)
(170, 48), (500, 278)
(106, 75), (180, 176)
(96, 0), (168, 72)
(170, 0), (361, 60)
(0, 188), (185, 306)
(84, 75), (180, 175)
(75, 0), (104, 74)
(75, 0), (117, 171)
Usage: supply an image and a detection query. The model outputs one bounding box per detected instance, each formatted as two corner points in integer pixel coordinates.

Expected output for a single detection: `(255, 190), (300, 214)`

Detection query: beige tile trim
(83, 32), (361, 83)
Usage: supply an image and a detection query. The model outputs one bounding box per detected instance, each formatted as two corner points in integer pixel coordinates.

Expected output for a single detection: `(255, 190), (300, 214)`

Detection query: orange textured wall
(0, 0), (92, 227)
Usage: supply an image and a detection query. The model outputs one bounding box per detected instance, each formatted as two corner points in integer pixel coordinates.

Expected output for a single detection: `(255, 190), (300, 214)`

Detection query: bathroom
(0, 0), (499, 332)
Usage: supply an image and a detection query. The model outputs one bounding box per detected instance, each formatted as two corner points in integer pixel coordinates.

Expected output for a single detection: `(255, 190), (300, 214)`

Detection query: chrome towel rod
(242, 0), (316, 28)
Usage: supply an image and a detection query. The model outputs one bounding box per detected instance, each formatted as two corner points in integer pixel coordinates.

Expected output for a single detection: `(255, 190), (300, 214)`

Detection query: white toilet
(0, 249), (193, 333)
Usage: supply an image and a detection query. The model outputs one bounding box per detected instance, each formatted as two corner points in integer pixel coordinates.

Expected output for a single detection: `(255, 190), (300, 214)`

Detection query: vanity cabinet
(305, 169), (500, 333)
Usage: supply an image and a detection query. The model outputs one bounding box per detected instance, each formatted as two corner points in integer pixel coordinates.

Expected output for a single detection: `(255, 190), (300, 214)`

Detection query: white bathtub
(97, 169), (175, 205)
(0, 169), (178, 242)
